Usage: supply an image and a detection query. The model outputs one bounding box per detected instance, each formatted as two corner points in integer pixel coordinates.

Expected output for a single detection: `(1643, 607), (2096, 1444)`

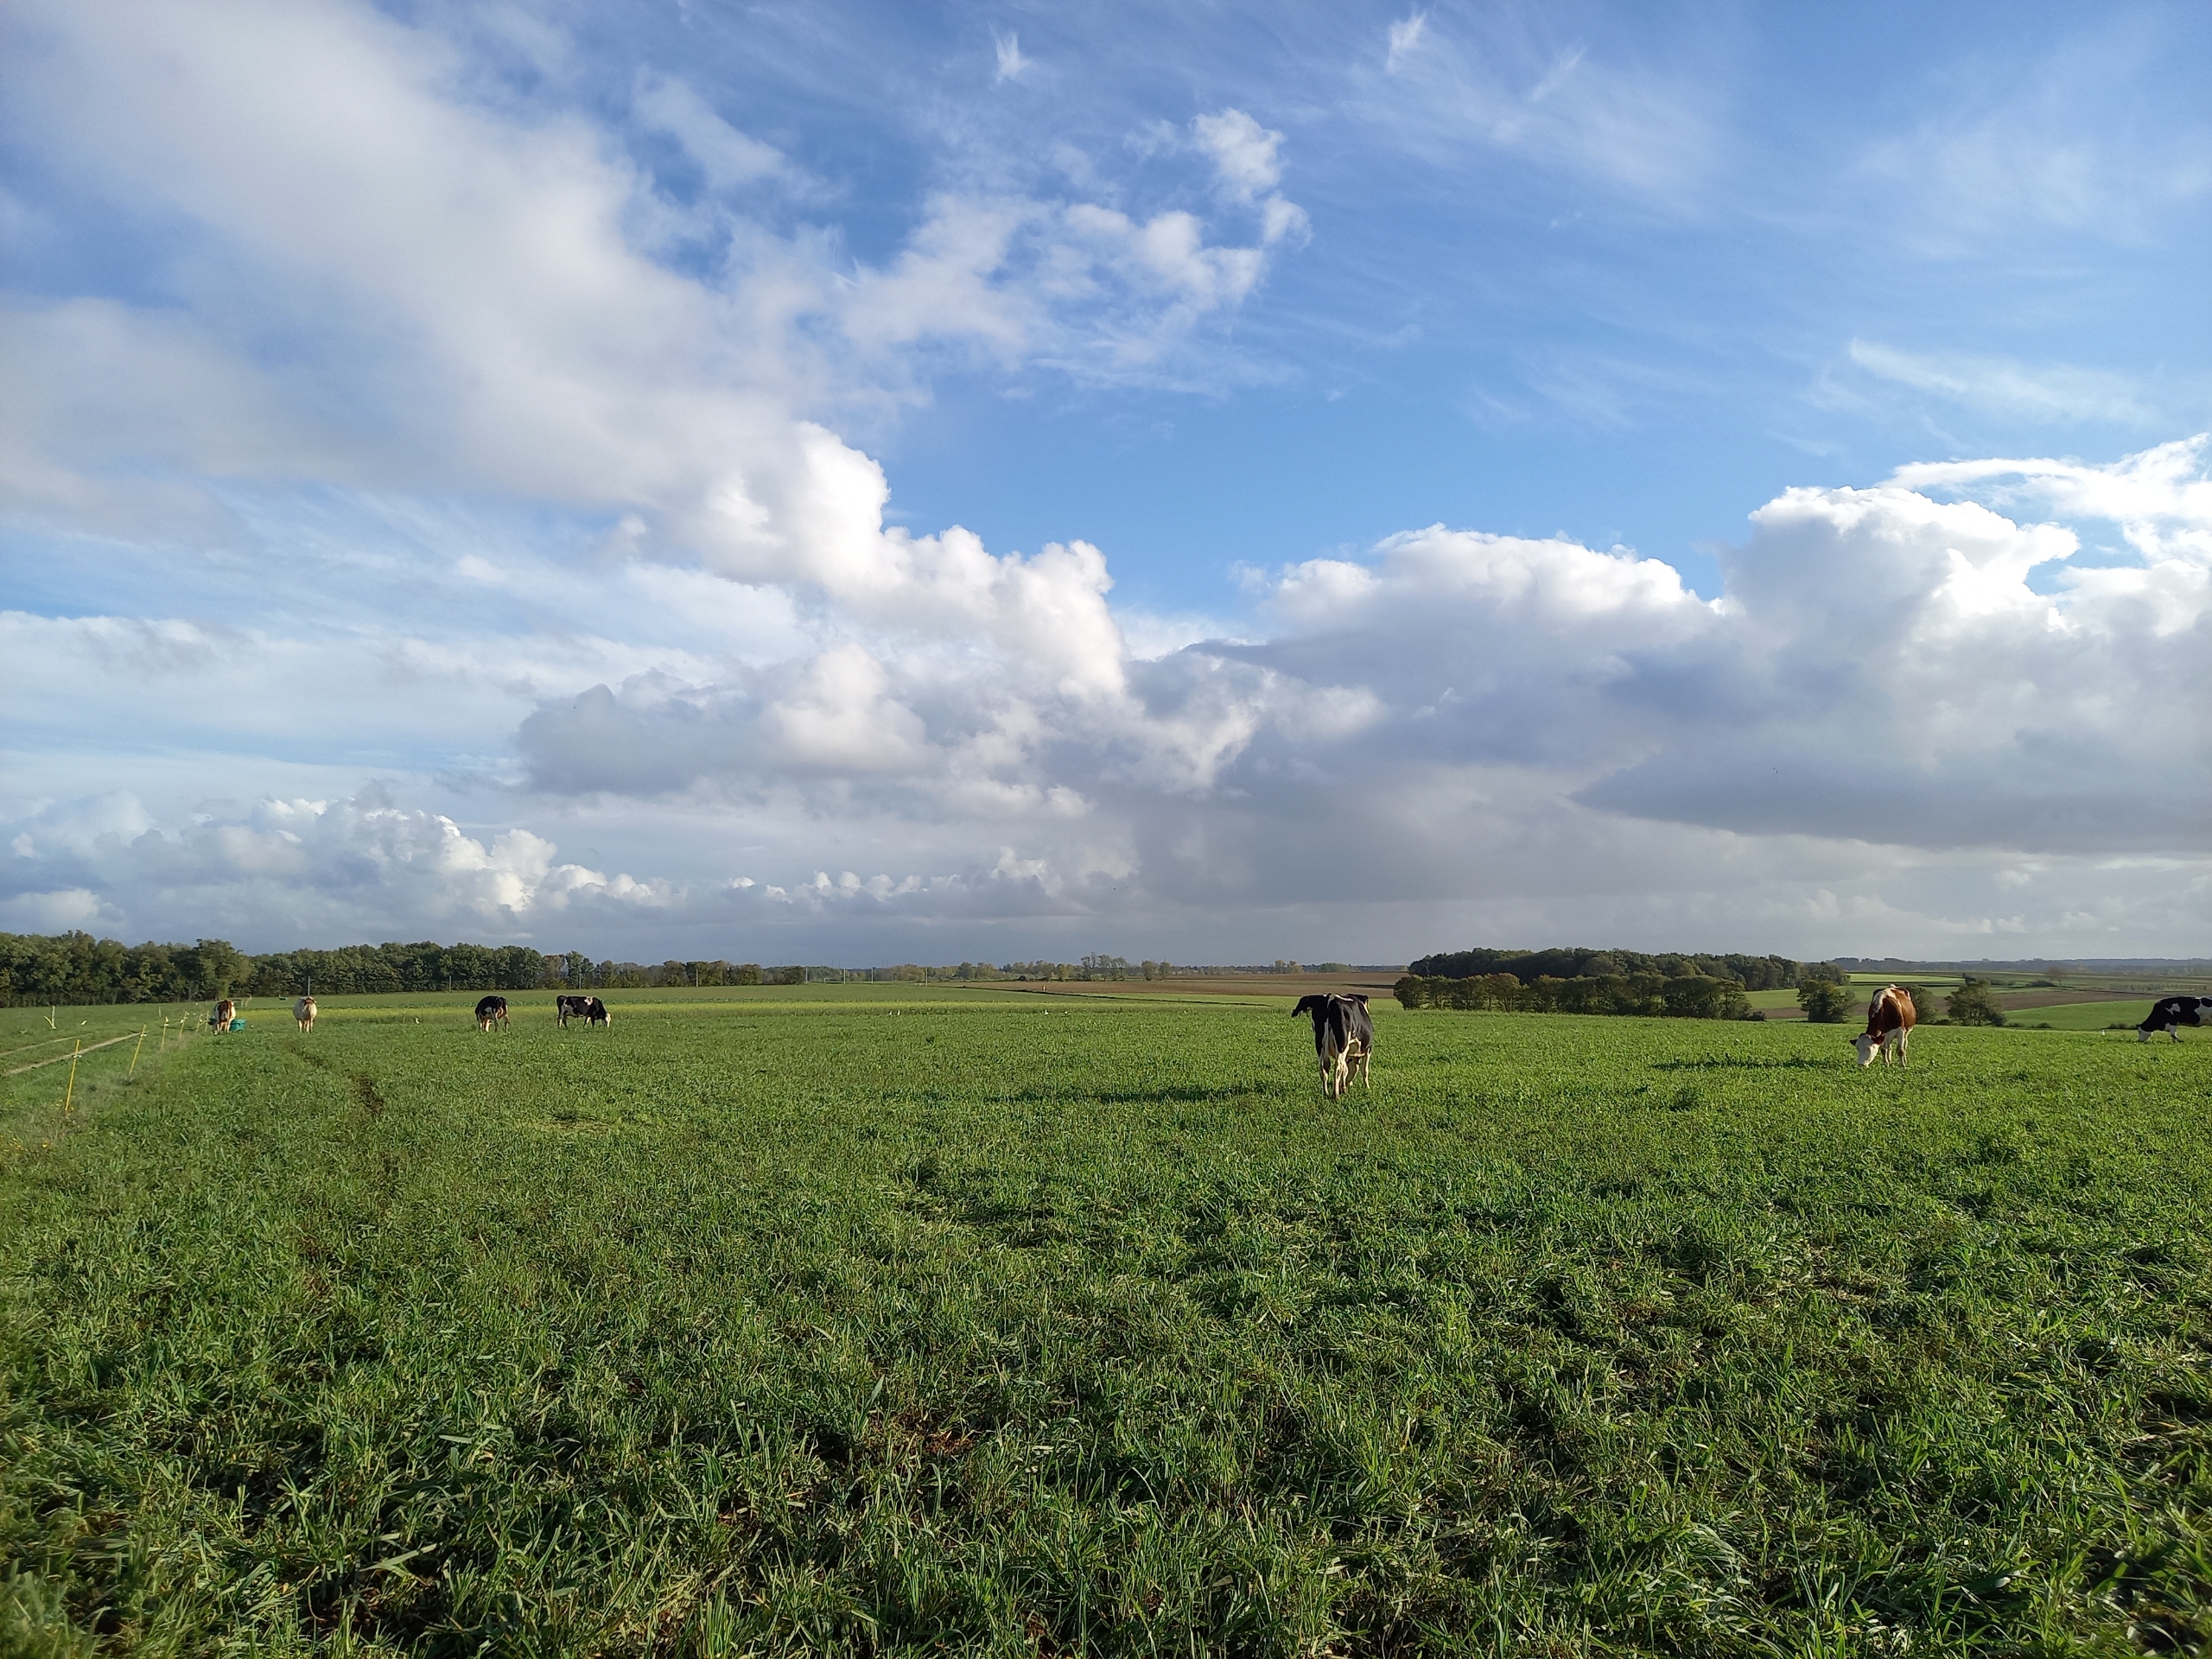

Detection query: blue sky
(2, 0), (2208, 963)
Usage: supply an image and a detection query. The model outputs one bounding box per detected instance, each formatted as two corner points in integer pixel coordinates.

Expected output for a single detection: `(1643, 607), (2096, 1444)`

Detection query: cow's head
(1851, 1032), (1880, 1067)
(1292, 995), (1328, 1019)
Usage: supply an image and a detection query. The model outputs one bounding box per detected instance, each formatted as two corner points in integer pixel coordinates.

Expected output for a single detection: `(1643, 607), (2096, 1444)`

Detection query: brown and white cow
(1852, 985), (1916, 1068)
(210, 998), (238, 1032)
(293, 995), (317, 1033)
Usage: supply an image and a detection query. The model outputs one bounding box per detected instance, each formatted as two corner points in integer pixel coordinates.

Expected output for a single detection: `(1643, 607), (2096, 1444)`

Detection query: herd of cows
(193, 982), (2208, 1097)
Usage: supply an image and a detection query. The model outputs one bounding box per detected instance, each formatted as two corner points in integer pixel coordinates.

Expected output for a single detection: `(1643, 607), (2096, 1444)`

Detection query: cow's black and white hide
(1292, 992), (1374, 1099)
(2139, 995), (2210, 1043)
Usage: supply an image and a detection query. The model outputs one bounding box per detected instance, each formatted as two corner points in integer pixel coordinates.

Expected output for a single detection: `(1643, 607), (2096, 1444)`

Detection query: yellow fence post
(62, 1039), (81, 1116)
(129, 1026), (148, 1081)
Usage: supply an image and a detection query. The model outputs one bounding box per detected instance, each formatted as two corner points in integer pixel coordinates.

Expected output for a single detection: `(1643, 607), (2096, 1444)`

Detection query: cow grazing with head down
(1852, 985), (1916, 1068)
(293, 995), (316, 1033)
(1293, 993), (1374, 1099)
(556, 994), (610, 1028)
(209, 998), (237, 1032)
(2139, 995), (2210, 1043)
(475, 995), (510, 1033)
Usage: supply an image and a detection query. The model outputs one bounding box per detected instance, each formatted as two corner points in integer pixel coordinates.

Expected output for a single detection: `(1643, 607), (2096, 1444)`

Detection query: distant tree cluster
(1797, 981), (1853, 1023)
(1394, 972), (1752, 1020)
(1944, 978), (2007, 1027)
(1408, 945), (1813, 991)
(1, 932), (1286, 1003)
(3, 930), (1402, 1007)
(0, 931), (781, 1005)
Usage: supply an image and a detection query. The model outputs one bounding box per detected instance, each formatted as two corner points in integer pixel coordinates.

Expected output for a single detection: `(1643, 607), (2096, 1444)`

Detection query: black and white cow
(1292, 992), (1373, 1099)
(2139, 995), (2210, 1043)
(474, 995), (510, 1032)
(556, 994), (611, 1028)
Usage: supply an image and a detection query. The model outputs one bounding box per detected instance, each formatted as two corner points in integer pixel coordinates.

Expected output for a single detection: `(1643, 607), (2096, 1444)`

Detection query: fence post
(62, 1039), (81, 1116)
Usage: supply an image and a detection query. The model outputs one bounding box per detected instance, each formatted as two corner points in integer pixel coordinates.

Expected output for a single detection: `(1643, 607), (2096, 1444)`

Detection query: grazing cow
(209, 998), (238, 1032)
(2139, 995), (2210, 1043)
(1293, 992), (1374, 1099)
(474, 995), (509, 1033)
(293, 995), (316, 1033)
(1852, 984), (1916, 1068)
(556, 994), (611, 1028)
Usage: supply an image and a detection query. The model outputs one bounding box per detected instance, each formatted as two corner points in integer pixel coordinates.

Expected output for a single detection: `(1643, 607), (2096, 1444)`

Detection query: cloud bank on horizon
(2, 0), (2208, 963)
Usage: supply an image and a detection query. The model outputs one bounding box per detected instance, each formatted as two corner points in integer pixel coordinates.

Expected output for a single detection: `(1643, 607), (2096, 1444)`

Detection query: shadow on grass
(1649, 1056), (1837, 1072)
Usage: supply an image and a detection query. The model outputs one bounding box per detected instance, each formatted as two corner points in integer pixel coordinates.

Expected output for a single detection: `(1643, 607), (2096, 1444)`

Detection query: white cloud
(0, 888), (108, 932)
(10, 437), (2207, 959)
(632, 72), (790, 193)
(1190, 109), (1310, 248)
(1857, 66), (2212, 251)
(1385, 14), (1428, 74)
(1354, 10), (1715, 203)
(0, 0), (1305, 557)
(475, 439), (2211, 953)
(993, 31), (1030, 85)
(1845, 339), (2157, 426)
(1193, 109), (1283, 201)
(3, 0), (2204, 963)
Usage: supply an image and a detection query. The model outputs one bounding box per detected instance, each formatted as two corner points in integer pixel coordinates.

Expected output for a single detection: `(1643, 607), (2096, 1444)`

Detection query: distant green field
(2007, 1001), (2156, 1032)
(5, 989), (2212, 1655)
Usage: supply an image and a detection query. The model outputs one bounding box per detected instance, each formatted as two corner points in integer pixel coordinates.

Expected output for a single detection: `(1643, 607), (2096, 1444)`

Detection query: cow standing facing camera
(293, 995), (316, 1033)
(1852, 985), (1916, 1068)
(1293, 992), (1373, 1099)
(2139, 995), (2209, 1042)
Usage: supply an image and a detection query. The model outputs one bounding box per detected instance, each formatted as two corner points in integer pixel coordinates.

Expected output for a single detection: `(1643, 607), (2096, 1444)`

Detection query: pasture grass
(4, 989), (2212, 1655)
(2010, 1003), (2157, 1033)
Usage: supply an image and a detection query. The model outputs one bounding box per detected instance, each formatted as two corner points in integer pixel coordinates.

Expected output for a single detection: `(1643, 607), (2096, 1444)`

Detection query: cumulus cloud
(0, 788), (680, 944)
(489, 438), (2209, 952)
(0, 0), (1304, 550)
(17, 435), (2201, 957)
(3, 0), (2204, 963)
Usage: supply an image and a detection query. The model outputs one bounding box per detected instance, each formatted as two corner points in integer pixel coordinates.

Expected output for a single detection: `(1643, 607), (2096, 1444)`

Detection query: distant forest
(0, 933), (1369, 1006)
(0, 932), (634, 1006)
(1407, 946), (1815, 991)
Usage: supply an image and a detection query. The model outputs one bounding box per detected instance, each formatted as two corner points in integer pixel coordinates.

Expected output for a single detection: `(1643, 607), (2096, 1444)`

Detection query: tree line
(1394, 971), (1754, 1020)
(0, 932), (779, 1005)
(0, 933), (1283, 1005)
(1407, 945), (1814, 992)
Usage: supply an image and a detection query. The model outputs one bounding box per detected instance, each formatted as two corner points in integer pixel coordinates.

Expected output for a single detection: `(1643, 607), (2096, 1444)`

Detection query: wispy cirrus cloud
(1357, 4), (1718, 205)
(1844, 339), (2159, 427)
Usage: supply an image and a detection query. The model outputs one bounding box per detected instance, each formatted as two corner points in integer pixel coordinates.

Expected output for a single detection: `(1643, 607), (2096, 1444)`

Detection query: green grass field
(5, 988), (2212, 1655)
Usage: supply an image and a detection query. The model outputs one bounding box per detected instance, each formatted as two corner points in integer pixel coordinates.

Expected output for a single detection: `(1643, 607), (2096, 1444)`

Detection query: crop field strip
(4, 990), (2212, 1655)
